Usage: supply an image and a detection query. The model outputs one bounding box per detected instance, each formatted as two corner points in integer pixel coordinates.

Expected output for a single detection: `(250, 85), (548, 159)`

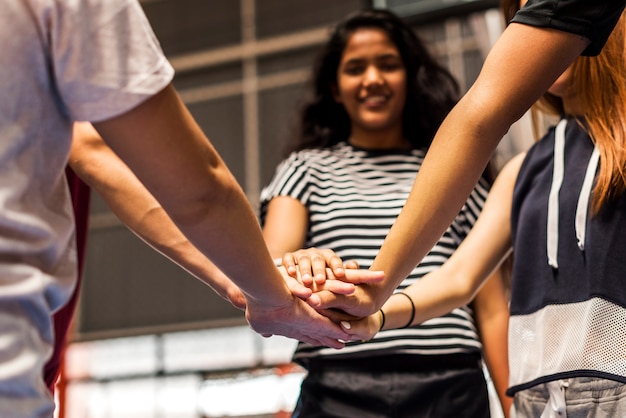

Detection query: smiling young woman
(333, 27), (407, 147)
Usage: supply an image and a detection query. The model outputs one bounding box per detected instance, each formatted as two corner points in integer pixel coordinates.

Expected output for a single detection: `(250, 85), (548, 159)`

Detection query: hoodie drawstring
(547, 120), (567, 268)
(546, 119), (599, 268)
(575, 147), (599, 250)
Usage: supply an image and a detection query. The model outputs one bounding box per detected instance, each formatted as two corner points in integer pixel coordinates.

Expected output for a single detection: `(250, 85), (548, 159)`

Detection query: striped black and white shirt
(260, 142), (490, 363)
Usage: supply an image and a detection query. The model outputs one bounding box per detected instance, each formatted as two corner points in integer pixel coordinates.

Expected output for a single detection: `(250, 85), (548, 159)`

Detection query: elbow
(448, 269), (482, 307)
(462, 77), (528, 140)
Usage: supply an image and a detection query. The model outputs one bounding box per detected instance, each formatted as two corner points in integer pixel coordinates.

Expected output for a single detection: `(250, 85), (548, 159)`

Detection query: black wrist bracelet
(397, 292), (415, 328)
(378, 309), (386, 332)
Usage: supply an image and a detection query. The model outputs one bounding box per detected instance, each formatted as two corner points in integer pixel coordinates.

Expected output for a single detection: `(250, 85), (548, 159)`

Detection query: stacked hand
(244, 250), (385, 348)
(276, 248), (389, 342)
(245, 260), (384, 348)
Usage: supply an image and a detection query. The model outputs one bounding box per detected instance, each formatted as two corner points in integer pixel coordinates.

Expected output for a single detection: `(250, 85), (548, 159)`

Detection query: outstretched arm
(69, 122), (247, 309)
(364, 24), (587, 311)
(91, 84), (349, 347)
(337, 153), (525, 335)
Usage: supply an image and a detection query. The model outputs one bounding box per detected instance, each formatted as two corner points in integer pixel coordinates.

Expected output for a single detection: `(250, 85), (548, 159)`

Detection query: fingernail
(340, 321), (351, 330)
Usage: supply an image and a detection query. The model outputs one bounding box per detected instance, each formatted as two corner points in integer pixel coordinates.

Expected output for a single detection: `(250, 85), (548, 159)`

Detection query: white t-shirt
(0, 0), (173, 415)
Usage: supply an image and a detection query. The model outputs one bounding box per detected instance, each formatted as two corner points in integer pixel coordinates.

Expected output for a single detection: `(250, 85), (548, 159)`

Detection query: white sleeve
(48, 0), (175, 122)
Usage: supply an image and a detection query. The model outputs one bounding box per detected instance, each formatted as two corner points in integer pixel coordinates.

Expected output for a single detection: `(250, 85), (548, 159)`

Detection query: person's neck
(561, 94), (582, 117)
(348, 127), (410, 151)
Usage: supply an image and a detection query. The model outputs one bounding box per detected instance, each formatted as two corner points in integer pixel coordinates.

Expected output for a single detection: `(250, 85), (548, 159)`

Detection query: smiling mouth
(361, 95), (388, 107)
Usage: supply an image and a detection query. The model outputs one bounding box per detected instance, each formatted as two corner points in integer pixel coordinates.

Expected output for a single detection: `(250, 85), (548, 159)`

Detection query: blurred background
(57, 0), (535, 416)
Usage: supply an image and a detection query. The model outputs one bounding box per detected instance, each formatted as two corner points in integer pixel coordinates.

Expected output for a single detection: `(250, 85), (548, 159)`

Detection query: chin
(358, 116), (393, 128)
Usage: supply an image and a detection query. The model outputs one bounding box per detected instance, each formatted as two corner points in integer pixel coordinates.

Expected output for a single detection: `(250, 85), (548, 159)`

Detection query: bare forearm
(380, 264), (482, 330)
(91, 87), (292, 306)
(129, 206), (246, 308)
(77, 88), (352, 347)
(380, 161), (522, 328)
(70, 123), (246, 308)
(370, 24), (587, 303)
(342, 261), (490, 341)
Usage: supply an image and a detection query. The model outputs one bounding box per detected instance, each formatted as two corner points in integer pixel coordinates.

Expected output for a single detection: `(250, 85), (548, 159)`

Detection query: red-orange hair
(502, 0), (626, 213)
